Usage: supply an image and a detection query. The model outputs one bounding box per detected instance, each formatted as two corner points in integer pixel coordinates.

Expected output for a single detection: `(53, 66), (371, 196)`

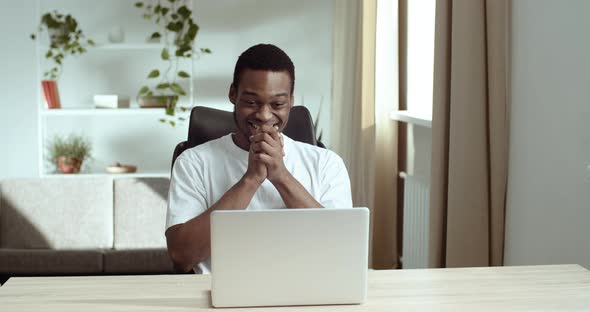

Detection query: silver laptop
(210, 207), (370, 308)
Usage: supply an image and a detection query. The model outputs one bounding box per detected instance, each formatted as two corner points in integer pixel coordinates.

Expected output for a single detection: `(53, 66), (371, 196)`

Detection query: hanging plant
(134, 0), (211, 127)
(31, 11), (95, 80)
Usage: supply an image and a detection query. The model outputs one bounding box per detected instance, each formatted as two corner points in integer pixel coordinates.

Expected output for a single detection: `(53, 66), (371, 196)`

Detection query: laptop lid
(210, 207), (369, 308)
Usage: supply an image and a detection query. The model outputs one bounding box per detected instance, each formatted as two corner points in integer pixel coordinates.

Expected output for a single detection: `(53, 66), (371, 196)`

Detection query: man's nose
(255, 104), (273, 122)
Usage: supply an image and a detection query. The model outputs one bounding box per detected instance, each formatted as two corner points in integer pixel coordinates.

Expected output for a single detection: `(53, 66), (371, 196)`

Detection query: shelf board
(41, 172), (170, 178)
(41, 108), (166, 116)
(40, 43), (164, 51)
(390, 110), (432, 128)
(93, 43), (164, 50)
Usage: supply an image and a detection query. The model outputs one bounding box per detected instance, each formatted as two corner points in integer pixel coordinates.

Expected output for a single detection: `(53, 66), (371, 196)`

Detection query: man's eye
(242, 100), (257, 105)
(273, 102), (286, 107)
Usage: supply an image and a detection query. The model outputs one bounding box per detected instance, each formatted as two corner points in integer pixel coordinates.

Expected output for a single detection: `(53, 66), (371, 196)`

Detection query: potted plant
(31, 11), (95, 108)
(46, 134), (92, 174)
(134, 0), (211, 126)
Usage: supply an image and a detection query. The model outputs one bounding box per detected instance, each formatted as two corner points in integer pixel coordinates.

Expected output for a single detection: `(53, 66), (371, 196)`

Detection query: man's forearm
(273, 173), (323, 208)
(166, 176), (261, 272)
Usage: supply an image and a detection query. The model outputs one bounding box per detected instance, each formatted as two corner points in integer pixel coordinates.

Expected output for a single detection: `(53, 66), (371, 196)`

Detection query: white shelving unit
(35, 0), (195, 178)
(41, 43), (165, 51)
(41, 108), (166, 116)
(39, 107), (174, 178)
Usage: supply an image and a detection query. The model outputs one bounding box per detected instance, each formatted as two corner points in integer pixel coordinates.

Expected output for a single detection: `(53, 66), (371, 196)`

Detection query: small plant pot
(48, 26), (69, 46)
(56, 156), (82, 174)
(138, 95), (178, 109)
(138, 95), (178, 116)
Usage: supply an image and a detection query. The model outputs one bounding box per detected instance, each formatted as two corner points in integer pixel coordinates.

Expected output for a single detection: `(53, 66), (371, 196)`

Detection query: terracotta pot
(57, 156), (82, 174)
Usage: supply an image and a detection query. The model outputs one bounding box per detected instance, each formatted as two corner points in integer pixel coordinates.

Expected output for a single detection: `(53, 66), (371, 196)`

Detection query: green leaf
(166, 105), (175, 116)
(166, 21), (183, 32)
(186, 23), (199, 40)
(143, 13), (152, 20)
(161, 7), (169, 15)
(161, 48), (169, 60)
(150, 32), (161, 39)
(159, 118), (166, 123)
(177, 6), (190, 19)
(178, 71), (190, 78)
(147, 70), (160, 78)
(87, 39), (95, 46)
(146, 91), (153, 96)
(200, 48), (212, 54)
(156, 83), (170, 89)
(138, 86), (149, 95)
(154, 4), (161, 13)
(171, 13), (178, 19)
(175, 46), (190, 57)
(134, 2), (143, 8)
(169, 121), (176, 127)
(46, 51), (53, 58)
(170, 83), (186, 95)
(30, 34), (36, 40)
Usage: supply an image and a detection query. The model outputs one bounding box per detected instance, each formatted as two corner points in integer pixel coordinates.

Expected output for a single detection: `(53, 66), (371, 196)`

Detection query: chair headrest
(186, 106), (318, 148)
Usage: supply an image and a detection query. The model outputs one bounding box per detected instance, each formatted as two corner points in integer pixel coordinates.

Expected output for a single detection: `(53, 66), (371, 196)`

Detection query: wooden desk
(1, 265), (589, 311)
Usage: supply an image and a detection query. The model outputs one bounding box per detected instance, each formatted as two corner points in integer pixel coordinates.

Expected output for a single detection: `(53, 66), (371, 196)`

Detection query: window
(406, 0), (436, 118)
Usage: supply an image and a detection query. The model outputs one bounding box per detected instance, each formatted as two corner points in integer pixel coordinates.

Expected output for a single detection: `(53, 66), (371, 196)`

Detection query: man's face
(229, 69), (293, 148)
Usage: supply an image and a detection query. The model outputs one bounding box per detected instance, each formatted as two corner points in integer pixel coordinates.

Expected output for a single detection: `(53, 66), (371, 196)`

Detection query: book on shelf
(41, 80), (61, 109)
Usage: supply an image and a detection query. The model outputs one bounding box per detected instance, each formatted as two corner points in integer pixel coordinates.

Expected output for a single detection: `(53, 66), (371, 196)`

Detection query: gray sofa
(0, 177), (174, 277)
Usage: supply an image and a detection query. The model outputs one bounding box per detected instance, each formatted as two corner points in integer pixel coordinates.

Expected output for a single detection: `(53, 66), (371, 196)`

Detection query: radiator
(400, 172), (430, 269)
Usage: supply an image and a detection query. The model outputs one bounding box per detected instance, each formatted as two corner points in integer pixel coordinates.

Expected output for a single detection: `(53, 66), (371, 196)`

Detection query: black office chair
(171, 106), (323, 169)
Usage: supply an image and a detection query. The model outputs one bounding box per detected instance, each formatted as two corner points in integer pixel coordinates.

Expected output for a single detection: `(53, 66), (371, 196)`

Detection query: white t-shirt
(166, 133), (352, 273)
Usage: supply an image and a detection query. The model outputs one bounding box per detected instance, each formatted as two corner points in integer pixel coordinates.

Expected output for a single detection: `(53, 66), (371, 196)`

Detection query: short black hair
(232, 44), (295, 94)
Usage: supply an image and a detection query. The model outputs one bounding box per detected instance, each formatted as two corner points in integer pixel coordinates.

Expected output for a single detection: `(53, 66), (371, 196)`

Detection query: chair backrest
(172, 106), (320, 169)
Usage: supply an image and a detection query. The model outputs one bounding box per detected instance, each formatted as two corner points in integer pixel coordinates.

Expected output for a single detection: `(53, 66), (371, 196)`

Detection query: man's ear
(229, 84), (237, 105)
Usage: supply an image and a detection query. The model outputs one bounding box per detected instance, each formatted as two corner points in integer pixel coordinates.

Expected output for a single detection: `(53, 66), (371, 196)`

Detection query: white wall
(0, 0), (39, 178)
(0, 0), (334, 178)
(505, 0), (590, 269)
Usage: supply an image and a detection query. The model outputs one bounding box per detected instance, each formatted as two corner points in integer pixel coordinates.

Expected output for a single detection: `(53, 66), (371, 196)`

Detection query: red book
(51, 81), (61, 108)
(41, 80), (61, 109)
(41, 80), (49, 108)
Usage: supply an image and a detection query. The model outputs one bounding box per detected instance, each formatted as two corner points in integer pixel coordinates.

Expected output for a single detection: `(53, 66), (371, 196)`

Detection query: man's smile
(247, 121), (280, 132)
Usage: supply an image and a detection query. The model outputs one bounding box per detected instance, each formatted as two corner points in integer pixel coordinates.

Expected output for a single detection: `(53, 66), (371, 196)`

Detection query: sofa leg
(0, 275), (9, 286)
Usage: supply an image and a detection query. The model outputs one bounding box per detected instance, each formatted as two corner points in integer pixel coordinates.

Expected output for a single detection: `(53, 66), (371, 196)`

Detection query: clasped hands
(245, 125), (287, 185)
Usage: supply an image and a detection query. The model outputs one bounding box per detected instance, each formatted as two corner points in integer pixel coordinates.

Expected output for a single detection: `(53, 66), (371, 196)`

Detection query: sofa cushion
(113, 178), (169, 249)
(0, 248), (103, 275)
(0, 177), (114, 249)
(103, 248), (173, 273)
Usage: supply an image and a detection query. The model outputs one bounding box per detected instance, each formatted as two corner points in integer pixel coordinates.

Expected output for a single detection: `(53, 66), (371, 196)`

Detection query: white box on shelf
(93, 95), (131, 109)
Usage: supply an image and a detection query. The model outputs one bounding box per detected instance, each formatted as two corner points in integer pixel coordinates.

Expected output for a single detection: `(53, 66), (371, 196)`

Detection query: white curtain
(331, 0), (399, 269)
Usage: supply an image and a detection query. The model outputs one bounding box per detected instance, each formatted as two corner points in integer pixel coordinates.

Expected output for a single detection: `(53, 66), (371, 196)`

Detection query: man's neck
(231, 133), (250, 151)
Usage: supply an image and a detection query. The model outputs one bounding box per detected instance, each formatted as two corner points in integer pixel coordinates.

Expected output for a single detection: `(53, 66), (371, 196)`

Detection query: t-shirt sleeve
(166, 155), (208, 230)
(319, 151), (353, 208)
